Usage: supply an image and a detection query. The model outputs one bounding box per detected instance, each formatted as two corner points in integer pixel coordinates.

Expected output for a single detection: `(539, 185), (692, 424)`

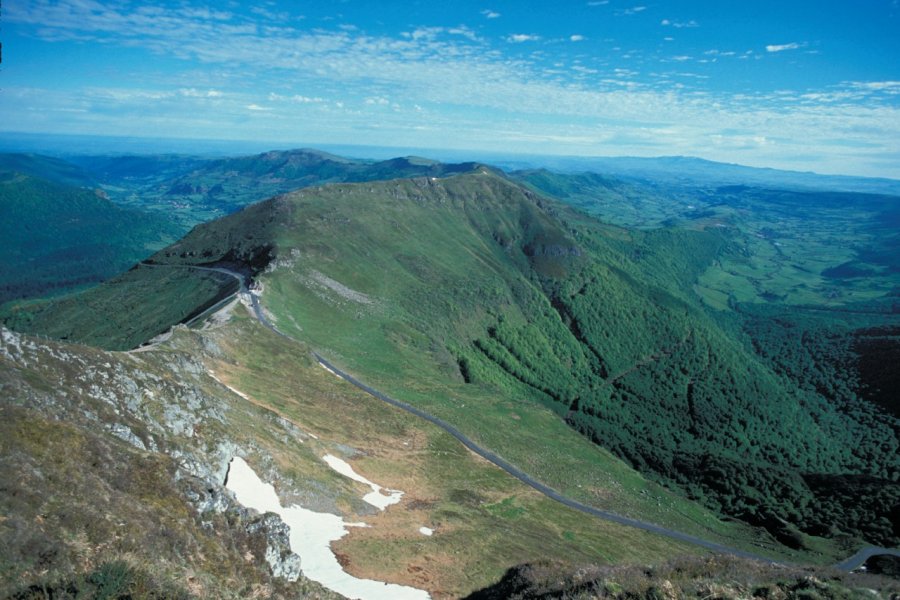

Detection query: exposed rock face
(247, 514), (303, 582)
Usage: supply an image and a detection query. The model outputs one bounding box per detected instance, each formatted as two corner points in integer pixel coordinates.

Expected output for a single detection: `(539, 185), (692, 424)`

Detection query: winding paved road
(147, 262), (897, 571)
(832, 546), (900, 571)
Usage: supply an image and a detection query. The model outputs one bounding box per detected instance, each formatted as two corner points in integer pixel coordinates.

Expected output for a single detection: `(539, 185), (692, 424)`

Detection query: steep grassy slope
(248, 173), (897, 552)
(0, 264), (238, 350)
(0, 171), (180, 303)
(8, 171), (897, 559)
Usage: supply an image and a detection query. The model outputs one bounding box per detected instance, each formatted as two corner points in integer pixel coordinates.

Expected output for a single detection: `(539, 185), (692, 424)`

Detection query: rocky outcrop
(247, 513), (303, 582)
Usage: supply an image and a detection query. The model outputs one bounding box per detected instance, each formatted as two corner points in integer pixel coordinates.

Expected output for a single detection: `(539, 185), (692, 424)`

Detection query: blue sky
(2, 0), (900, 177)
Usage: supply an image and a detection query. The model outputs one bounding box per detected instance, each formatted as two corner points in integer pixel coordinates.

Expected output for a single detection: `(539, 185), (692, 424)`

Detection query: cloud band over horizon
(2, 0), (899, 178)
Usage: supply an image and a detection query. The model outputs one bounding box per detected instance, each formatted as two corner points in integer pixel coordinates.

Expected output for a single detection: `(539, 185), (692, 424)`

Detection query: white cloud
(410, 27), (444, 41)
(570, 35), (585, 42)
(181, 88), (222, 98)
(268, 92), (325, 103)
(661, 18), (699, 28)
(507, 34), (540, 43)
(246, 104), (271, 111)
(847, 80), (900, 92)
(617, 6), (647, 16)
(249, 6), (289, 21)
(448, 26), (478, 40)
(766, 42), (801, 53)
(481, 9), (500, 18)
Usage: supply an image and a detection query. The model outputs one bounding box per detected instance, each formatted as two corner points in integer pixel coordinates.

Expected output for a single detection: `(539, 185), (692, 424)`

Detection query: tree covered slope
(0, 171), (180, 304)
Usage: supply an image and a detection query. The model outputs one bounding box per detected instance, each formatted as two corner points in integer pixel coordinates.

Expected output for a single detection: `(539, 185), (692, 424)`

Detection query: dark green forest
(0, 171), (179, 304)
(437, 181), (900, 548)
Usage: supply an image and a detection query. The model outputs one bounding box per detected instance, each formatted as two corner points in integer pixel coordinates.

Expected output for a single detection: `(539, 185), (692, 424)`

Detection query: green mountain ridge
(8, 170), (897, 558)
(151, 148), (485, 220)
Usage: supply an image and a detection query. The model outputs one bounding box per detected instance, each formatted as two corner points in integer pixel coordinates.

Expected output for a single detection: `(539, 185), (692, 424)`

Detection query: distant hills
(0, 152), (96, 188)
(504, 154), (900, 196)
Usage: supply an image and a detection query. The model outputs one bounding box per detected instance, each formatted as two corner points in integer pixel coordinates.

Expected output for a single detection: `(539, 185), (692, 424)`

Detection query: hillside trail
(137, 262), (897, 571)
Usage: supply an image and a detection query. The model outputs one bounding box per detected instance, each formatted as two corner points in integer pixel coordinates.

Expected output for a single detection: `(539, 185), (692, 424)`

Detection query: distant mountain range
(4, 131), (898, 194)
(0, 150), (485, 303)
(501, 155), (900, 196)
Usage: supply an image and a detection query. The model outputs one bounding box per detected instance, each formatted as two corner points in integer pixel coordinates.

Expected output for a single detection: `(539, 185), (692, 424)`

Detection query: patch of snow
(418, 527), (433, 536)
(226, 457), (429, 599)
(323, 454), (404, 510)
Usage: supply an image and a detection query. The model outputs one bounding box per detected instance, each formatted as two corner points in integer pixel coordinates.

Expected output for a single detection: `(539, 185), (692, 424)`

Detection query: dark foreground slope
(7, 171), (897, 555)
(465, 556), (900, 600)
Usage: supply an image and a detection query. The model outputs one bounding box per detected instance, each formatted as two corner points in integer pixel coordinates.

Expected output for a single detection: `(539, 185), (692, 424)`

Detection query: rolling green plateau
(0, 169), (181, 304)
(514, 170), (900, 308)
(9, 169), (897, 565)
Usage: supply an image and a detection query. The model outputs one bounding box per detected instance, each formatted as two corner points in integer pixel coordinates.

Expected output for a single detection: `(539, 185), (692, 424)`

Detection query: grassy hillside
(1, 325), (352, 599)
(0, 171), (181, 304)
(0, 264), (238, 350)
(246, 172), (898, 551)
(8, 171), (897, 559)
(465, 555), (899, 600)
